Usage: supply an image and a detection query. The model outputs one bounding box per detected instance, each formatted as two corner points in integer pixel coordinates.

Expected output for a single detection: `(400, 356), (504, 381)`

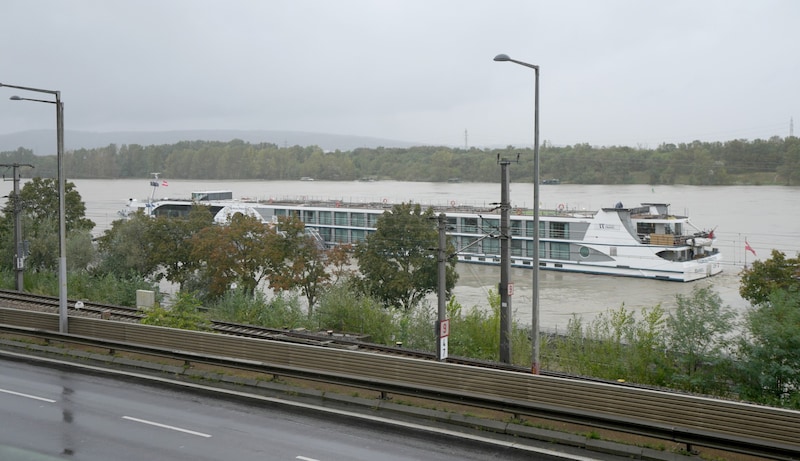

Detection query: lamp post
(1, 83), (68, 333)
(493, 54), (540, 374)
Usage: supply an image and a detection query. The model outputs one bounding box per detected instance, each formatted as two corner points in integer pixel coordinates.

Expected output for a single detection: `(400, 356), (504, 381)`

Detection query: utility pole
(2, 163), (34, 291)
(436, 213), (450, 361)
(498, 155), (515, 363)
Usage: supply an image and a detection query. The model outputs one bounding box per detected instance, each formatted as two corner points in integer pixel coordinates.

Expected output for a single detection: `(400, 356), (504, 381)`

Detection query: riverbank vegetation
(0, 177), (798, 409)
(2, 135), (800, 185)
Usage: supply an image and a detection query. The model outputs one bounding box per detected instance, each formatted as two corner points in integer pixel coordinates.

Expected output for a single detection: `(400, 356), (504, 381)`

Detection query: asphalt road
(0, 356), (603, 461)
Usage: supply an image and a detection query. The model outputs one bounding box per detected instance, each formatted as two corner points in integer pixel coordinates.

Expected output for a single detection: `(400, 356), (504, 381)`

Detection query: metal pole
(532, 65), (540, 375)
(493, 55), (541, 374)
(499, 159), (512, 363)
(436, 213), (448, 361)
(1, 82), (68, 333)
(56, 95), (67, 334)
(12, 165), (24, 290)
(5, 164), (34, 290)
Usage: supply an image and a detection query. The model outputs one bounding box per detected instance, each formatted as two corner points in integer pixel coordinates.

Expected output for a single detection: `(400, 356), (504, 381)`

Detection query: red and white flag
(745, 239), (757, 257)
(161, 180), (169, 187)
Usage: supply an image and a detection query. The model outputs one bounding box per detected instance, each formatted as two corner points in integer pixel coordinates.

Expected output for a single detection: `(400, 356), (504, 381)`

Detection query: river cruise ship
(122, 192), (722, 282)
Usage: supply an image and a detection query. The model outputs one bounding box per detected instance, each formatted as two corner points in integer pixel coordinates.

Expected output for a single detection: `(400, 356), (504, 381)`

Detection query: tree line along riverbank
(3, 136), (799, 185)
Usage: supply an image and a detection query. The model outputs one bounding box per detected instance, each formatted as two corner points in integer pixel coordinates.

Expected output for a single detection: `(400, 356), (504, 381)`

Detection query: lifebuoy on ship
(450, 200), (456, 207)
(382, 198), (388, 204)
(558, 203), (565, 212)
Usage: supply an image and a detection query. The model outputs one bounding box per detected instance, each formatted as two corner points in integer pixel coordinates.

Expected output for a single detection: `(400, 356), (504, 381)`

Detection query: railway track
(0, 290), (665, 383)
(0, 290), (525, 373)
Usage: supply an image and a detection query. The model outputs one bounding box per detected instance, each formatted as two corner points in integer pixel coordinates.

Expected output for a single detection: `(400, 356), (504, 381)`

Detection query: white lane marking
(122, 416), (212, 438)
(296, 457), (319, 461)
(0, 387), (56, 403)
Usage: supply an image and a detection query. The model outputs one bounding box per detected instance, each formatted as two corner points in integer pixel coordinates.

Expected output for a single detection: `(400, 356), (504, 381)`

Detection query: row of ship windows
(275, 209), (573, 239)
(311, 225), (577, 260)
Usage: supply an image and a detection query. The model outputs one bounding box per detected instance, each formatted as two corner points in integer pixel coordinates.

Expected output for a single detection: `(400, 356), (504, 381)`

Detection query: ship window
(526, 240), (546, 258)
(334, 228), (349, 243)
(484, 238), (499, 255)
(461, 236), (479, 253)
(526, 222), (534, 237)
(318, 227), (332, 241)
(463, 217), (478, 233)
(579, 246), (590, 258)
(550, 222), (569, 239)
(447, 217), (457, 232)
(511, 239), (523, 256)
(351, 229), (366, 242)
(367, 213), (381, 227)
(303, 210), (315, 224)
(351, 213), (366, 227)
(318, 211), (332, 225)
(550, 242), (570, 260)
(483, 218), (499, 233)
(275, 208), (287, 218)
(525, 221), (546, 238)
(510, 220), (524, 236)
(637, 222), (655, 235)
(334, 212), (349, 226)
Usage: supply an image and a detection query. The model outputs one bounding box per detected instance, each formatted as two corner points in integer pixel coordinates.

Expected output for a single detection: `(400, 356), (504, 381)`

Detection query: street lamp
(1, 83), (68, 333)
(493, 54), (541, 374)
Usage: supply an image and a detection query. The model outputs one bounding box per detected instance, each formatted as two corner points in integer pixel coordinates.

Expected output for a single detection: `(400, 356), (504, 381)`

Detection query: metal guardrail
(1, 307), (799, 460)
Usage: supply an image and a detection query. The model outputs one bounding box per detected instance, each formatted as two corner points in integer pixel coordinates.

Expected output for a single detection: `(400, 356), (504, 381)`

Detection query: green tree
(191, 213), (279, 299)
(268, 216), (331, 317)
(147, 206), (215, 287)
(7, 177), (94, 233)
(779, 137), (800, 185)
(95, 211), (160, 278)
(666, 286), (736, 394)
(735, 289), (800, 407)
(740, 250), (800, 305)
(355, 203), (458, 310)
(0, 177), (95, 272)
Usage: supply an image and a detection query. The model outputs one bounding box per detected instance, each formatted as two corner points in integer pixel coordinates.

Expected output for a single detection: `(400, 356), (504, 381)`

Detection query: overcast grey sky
(1, 0), (798, 148)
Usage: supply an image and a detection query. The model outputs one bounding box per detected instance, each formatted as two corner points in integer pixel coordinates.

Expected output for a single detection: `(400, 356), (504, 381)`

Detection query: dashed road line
(122, 416), (212, 438)
(0, 387), (56, 403)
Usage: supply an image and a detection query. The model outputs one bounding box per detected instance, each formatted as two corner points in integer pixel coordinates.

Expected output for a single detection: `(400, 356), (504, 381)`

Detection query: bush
(141, 292), (211, 331)
(315, 284), (396, 344)
(546, 305), (669, 384)
(207, 289), (307, 330)
(447, 290), (531, 365)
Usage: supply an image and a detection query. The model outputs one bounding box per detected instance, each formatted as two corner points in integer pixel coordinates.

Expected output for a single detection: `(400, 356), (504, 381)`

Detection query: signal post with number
(437, 318), (450, 361)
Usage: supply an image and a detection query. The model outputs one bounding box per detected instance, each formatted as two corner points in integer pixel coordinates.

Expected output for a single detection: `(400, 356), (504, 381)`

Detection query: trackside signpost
(437, 318), (450, 360)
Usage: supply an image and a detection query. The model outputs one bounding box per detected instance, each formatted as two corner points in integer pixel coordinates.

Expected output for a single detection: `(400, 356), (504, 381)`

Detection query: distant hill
(0, 129), (422, 154)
